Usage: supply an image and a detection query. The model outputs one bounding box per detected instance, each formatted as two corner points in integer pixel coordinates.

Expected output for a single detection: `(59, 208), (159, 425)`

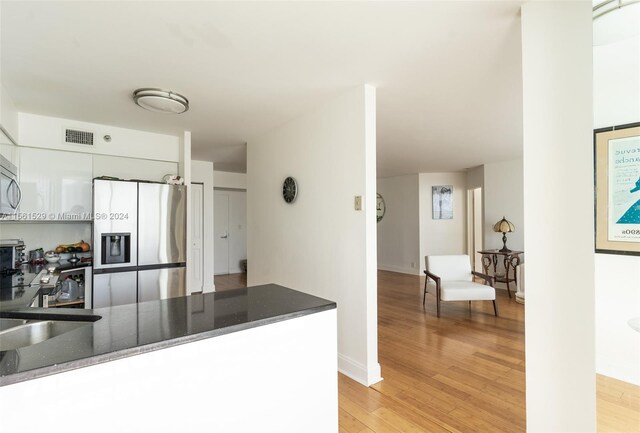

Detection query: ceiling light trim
(133, 88), (189, 114)
(593, 0), (640, 20)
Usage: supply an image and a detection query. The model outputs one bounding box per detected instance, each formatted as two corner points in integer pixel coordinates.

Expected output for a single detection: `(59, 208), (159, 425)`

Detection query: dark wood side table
(478, 249), (523, 299)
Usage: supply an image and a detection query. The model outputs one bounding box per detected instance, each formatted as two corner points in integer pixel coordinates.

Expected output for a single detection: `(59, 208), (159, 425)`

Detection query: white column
(180, 131), (193, 293)
(521, 3), (595, 432)
(363, 84), (381, 384)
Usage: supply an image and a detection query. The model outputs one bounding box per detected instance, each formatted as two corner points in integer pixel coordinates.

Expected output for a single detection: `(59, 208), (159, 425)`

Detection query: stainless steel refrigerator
(92, 179), (186, 308)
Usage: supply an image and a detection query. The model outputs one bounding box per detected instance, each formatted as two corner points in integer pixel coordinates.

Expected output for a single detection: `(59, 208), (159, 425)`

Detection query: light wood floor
(215, 271), (640, 432)
(214, 272), (247, 291)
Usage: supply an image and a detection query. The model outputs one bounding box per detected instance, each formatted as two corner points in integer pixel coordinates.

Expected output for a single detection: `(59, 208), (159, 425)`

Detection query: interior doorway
(214, 189), (247, 275)
(214, 191), (229, 274)
(467, 187), (483, 273)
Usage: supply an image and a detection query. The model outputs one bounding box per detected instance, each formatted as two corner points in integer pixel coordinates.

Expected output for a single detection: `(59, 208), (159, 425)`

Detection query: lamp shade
(493, 217), (515, 234)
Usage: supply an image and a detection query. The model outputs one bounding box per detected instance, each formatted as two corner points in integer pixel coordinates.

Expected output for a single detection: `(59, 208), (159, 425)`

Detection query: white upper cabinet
(19, 147), (93, 221)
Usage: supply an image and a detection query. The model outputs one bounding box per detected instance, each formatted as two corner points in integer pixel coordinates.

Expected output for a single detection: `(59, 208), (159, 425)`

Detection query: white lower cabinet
(0, 310), (338, 433)
(19, 147), (93, 221)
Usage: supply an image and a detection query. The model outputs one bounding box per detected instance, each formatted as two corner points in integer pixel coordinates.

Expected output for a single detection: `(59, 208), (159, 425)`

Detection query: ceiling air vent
(64, 128), (94, 146)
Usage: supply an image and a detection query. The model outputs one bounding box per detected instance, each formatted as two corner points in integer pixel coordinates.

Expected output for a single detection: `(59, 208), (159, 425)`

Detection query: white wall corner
(247, 84), (379, 389)
(17, 113), (180, 162)
(338, 354), (382, 387)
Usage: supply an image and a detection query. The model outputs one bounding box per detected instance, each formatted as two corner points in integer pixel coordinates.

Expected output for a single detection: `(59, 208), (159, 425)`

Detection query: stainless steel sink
(0, 318), (29, 331)
(0, 318), (90, 351)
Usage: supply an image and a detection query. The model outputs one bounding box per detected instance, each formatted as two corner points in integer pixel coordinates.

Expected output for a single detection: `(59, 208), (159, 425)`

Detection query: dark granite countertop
(0, 284), (335, 386)
(0, 270), (40, 311)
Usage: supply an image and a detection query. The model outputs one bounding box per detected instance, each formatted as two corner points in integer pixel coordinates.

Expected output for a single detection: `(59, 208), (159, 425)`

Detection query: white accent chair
(423, 255), (497, 317)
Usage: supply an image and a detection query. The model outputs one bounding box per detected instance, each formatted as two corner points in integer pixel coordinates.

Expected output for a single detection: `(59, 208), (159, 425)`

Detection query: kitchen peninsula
(0, 285), (338, 433)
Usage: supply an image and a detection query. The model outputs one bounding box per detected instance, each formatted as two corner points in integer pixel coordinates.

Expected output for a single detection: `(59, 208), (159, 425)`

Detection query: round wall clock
(376, 193), (386, 222)
(282, 176), (298, 203)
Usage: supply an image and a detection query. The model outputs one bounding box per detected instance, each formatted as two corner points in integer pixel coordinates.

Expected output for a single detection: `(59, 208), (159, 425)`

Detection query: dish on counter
(44, 251), (60, 263)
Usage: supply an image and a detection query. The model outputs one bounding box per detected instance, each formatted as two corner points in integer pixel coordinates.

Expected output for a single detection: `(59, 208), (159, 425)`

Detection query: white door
(227, 190), (247, 274)
(191, 183), (204, 292)
(214, 191), (229, 275)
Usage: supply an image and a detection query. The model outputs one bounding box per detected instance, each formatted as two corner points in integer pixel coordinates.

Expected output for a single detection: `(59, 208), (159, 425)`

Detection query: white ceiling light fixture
(133, 88), (189, 114)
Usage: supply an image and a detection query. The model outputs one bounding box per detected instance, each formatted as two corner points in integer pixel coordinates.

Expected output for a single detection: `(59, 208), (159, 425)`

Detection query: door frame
(190, 182), (205, 292)
(214, 190), (230, 275)
(467, 187), (483, 273)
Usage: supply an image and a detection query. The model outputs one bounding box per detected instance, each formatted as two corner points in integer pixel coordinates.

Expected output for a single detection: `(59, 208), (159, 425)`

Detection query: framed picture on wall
(594, 122), (640, 255)
(432, 185), (453, 220)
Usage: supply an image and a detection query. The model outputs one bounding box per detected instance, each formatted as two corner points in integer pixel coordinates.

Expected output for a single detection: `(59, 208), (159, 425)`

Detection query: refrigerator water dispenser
(101, 233), (131, 265)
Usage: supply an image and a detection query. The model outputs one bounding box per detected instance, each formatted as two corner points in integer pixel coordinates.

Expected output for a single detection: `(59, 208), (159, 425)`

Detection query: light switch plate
(354, 196), (362, 211)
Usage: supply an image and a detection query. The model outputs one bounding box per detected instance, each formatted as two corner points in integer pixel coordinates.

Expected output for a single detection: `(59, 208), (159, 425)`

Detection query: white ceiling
(1, 1), (523, 176)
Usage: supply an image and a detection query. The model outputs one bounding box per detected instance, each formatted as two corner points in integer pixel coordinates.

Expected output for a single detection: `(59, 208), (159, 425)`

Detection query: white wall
(594, 34), (639, 128)
(376, 175), (420, 275)
(0, 222), (91, 254)
(92, 155), (177, 182)
(593, 22), (640, 384)
(483, 159), (524, 252)
(18, 113), (180, 162)
(522, 3), (595, 432)
(418, 172), (467, 272)
(595, 254), (640, 383)
(192, 160), (215, 293)
(247, 85), (380, 386)
(0, 2), (19, 146)
(466, 165), (484, 191)
(0, 85), (18, 145)
(214, 171), (247, 190)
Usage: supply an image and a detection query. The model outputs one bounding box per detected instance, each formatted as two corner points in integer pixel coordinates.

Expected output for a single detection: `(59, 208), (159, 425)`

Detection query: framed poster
(595, 122), (640, 255)
(432, 185), (453, 219)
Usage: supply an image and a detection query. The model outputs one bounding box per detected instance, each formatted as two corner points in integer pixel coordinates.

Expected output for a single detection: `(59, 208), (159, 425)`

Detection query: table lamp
(493, 216), (515, 253)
